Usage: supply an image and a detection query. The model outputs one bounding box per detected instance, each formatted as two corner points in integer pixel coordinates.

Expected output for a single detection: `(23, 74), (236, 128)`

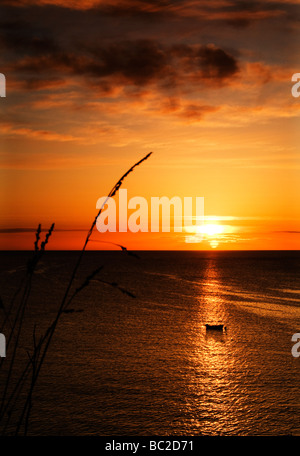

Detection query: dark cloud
(8, 35), (239, 93)
(171, 44), (239, 81)
(82, 40), (169, 85)
(0, 228), (85, 233)
(0, 228), (38, 233)
(274, 231), (300, 234)
(1, 0), (298, 26)
(1, 0), (293, 107)
(196, 46), (239, 79)
(0, 20), (59, 55)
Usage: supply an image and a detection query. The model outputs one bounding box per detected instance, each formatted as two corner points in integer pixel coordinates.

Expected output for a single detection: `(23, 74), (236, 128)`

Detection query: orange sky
(1, 0), (300, 250)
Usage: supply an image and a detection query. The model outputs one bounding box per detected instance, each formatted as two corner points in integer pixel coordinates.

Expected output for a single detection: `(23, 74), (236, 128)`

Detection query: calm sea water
(0, 251), (299, 436)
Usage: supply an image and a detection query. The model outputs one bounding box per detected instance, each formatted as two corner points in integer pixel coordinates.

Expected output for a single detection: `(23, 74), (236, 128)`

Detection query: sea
(0, 250), (299, 436)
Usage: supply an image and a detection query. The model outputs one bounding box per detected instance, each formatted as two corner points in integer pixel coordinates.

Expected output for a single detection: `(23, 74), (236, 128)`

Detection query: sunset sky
(1, 0), (299, 250)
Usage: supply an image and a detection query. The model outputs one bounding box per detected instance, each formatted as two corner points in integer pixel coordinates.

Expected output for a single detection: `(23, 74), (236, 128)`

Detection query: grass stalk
(6, 152), (152, 435)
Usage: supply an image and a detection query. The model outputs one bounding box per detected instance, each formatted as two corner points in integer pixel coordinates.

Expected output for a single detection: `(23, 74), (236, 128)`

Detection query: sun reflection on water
(183, 257), (251, 434)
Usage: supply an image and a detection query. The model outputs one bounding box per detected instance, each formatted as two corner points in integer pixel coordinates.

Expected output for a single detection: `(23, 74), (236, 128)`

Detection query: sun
(198, 224), (224, 248)
(184, 222), (226, 248)
(209, 240), (219, 249)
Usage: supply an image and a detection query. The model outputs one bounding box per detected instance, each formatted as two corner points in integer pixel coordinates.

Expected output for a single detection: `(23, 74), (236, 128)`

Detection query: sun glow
(184, 223), (226, 248)
(199, 224), (224, 249)
(197, 224), (224, 236)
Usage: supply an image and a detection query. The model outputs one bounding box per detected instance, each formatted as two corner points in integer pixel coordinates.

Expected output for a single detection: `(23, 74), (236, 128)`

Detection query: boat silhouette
(205, 324), (226, 332)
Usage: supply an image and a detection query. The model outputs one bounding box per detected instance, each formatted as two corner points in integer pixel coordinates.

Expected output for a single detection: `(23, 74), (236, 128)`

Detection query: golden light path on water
(184, 259), (253, 434)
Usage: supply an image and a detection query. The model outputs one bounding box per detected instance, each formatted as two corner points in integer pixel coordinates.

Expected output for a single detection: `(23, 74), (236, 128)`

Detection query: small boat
(205, 324), (226, 331)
